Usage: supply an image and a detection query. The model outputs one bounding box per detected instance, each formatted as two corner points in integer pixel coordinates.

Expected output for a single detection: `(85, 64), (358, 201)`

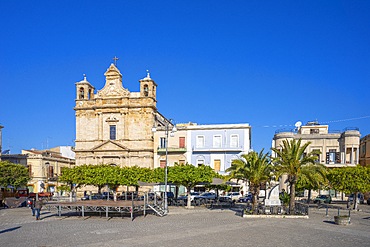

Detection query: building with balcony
(153, 122), (251, 174)
(359, 134), (370, 166)
(189, 123), (251, 174)
(0, 146), (75, 193)
(272, 121), (361, 168)
(153, 121), (187, 169)
(272, 121), (361, 198)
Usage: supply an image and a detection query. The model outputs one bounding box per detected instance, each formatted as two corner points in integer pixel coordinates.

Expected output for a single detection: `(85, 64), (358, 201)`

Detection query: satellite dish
(295, 121), (302, 128)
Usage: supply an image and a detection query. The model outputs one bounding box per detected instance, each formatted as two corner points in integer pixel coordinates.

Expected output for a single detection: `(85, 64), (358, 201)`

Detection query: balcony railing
(48, 176), (58, 182)
(157, 147), (187, 153)
(192, 145), (244, 152)
(343, 127), (359, 131)
(275, 128), (294, 134)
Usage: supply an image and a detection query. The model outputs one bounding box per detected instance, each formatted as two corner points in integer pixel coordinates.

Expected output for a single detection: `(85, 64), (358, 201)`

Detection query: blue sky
(1, 1), (369, 154)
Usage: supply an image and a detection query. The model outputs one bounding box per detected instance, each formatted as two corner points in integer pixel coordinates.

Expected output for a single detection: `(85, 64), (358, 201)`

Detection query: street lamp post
(152, 120), (176, 215)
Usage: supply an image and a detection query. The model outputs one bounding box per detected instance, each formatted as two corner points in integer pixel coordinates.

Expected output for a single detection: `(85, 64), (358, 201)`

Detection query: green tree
(167, 163), (216, 208)
(124, 166), (153, 191)
(296, 164), (328, 203)
(58, 165), (88, 200)
(327, 165), (370, 210)
(271, 139), (320, 214)
(227, 150), (273, 212)
(0, 161), (30, 189)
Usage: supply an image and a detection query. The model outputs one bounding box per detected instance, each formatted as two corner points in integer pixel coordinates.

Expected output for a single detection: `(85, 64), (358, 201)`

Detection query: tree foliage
(327, 165), (370, 194)
(167, 163), (217, 208)
(271, 139), (320, 214)
(296, 164), (328, 203)
(59, 165), (157, 193)
(227, 150), (273, 211)
(0, 161), (30, 189)
(58, 163), (220, 206)
(327, 165), (370, 210)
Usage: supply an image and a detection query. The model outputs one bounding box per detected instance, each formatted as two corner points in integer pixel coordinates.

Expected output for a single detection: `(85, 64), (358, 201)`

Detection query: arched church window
(144, 84), (149, 96)
(79, 87), (85, 99)
(88, 89), (91, 100)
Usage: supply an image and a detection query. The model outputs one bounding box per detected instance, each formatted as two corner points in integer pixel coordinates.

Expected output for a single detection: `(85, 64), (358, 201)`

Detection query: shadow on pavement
(323, 220), (336, 225)
(0, 226), (21, 234)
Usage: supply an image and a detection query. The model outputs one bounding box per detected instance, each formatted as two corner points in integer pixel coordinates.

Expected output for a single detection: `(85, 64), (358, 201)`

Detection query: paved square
(0, 205), (369, 247)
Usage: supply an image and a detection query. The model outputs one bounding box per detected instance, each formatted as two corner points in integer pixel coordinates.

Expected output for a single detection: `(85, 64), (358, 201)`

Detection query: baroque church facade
(74, 63), (169, 168)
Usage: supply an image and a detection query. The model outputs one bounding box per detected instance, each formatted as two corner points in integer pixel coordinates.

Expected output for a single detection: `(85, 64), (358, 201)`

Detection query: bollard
(348, 210), (351, 224)
(143, 193), (146, 216)
(326, 206), (328, 217)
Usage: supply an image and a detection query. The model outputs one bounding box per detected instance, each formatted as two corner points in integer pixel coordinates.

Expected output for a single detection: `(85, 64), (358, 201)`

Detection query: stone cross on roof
(112, 56), (119, 66)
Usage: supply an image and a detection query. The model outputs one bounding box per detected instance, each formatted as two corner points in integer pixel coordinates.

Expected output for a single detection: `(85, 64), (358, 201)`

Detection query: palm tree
(271, 139), (320, 214)
(227, 150), (273, 212)
(296, 164), (327, 204)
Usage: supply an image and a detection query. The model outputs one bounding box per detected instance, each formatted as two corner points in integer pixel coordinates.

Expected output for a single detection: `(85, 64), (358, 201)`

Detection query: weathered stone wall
(74, 64), (156, 168)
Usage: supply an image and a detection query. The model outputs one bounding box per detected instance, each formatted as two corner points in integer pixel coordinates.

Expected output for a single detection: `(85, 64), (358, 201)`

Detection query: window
(230, 134), (239, 148)
(160, 137), (166, 148)
(214, 160), (221, 172)
(143, 84), (149, 96)
(197, 160), (204, 167)
(196, 136), (205, 148)
(312, 149), (320, 163)
(361, 144), (366, 155)
(310, 129), (319, 134)
(213, 135), (222, 148)
(301, 152), (307, 159)
(79, 87), (84, 99)
(110, 125), (116, 140)
(48, 166), (54, 178)
(179, 137), (185, 148)
(326, 149), (337, 164)
(27, 165), (32, 177)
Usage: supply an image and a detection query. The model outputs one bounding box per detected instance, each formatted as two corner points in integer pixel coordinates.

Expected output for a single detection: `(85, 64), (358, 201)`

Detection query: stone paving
(0, 204), (369, 247)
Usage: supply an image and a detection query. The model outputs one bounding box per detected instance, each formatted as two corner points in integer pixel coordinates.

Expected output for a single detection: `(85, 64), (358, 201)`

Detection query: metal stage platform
(45, 200), (165, 220)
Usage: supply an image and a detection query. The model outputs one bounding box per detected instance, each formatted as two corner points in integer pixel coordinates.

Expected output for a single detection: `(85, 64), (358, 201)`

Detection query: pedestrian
(30, 198), (36, 216)
(34, 198), (44, 220)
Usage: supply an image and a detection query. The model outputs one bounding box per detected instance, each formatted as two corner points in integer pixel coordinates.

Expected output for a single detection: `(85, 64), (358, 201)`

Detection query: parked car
(220, 192), (242, 202)
(217, 196), (235, 206)
(177, 192), (200, 201)
(313, 195), (332, 204)
(367, 198), (370, 205)
(194, 192), (217, 203)
(81, 193), (103, 200)
(102, 192), (114, 200)
(238, 194), (253, 203)
(140, 192), (160, 201)
(160, 191), (175, 200)
(348, 193), (364, 204)
(118, 192), (138, 200)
